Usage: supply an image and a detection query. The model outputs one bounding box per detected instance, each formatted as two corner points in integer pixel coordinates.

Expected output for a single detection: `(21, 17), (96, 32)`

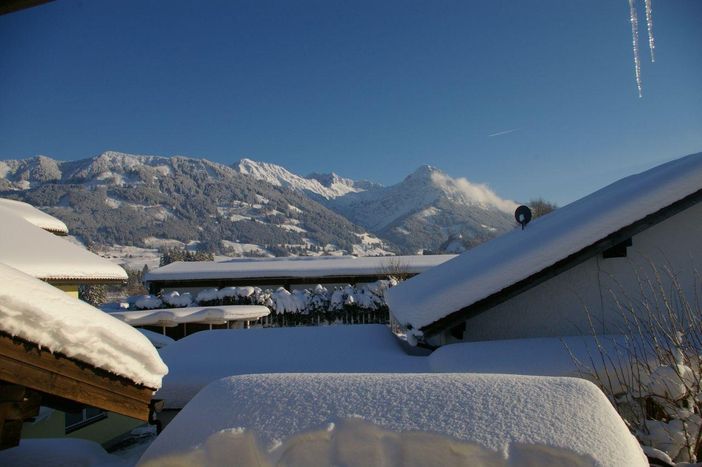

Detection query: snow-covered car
(140, 373), (646, 466)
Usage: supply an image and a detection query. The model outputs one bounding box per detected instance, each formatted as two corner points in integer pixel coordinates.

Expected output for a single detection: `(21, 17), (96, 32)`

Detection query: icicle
(628, 0), (643, 98)
(644, 0), (655, 62)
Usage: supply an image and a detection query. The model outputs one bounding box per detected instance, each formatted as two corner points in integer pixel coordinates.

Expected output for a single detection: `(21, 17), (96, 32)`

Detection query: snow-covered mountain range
(0, 151), (517, 258)
(234, 158), (380, 200)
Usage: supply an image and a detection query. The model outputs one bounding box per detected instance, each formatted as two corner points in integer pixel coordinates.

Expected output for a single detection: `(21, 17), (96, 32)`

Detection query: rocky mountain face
(324, 165), (516, 254)
(0, 151), (517, 256)
(0, 152), (391, 257)
(233, 158), (378, 200)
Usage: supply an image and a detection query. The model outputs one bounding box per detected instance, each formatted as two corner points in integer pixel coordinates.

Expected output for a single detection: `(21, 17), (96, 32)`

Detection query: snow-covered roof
(0, 262), (167, 388)
(109, 305), (270, 327)
(0, 212), (127, 282)
(145, 254), (456, 282)
(156, 325), (426, 408)
(0, 198), (68, 235)
(140, 373), (646, 466)
(387, 152), (702, 332)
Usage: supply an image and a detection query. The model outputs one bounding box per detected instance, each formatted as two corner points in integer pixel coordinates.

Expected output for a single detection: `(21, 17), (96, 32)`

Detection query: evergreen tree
(79, 283), (107, 306)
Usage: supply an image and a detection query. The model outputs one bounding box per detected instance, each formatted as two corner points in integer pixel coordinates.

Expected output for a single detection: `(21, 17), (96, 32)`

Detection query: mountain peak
(307, 172), (348, 188)
(234, 158), (369, 200)
(405, 164), (442, 180)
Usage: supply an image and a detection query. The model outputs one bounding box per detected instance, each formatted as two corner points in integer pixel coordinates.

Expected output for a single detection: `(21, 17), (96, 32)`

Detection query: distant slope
(326, 165), (516, 254)
(233, 158), (378, 200)
(0, 152), (393, 256)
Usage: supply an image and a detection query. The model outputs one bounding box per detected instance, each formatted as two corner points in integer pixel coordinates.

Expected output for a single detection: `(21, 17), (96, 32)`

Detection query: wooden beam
(0, 383), (40, 450)
(0, 420), (23, 450)
(0, 333), (154, 421)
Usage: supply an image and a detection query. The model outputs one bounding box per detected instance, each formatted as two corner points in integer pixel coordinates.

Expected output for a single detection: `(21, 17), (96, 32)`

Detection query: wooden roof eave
(0, 332), (155, 421)
(418, 187), (702, 341)
(47, 229), (69, 236)
(147, 273), (411, 289)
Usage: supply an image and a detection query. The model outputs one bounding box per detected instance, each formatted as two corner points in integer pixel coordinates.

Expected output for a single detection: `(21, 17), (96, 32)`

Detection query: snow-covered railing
(109, 305), (270, 328)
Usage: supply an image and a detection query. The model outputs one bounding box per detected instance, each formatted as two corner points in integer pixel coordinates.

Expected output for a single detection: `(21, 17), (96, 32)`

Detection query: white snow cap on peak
(234, 158), (365, 199)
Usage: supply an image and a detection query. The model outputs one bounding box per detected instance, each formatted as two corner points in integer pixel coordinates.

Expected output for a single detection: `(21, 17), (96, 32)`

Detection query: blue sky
(1, 0), (701, 205)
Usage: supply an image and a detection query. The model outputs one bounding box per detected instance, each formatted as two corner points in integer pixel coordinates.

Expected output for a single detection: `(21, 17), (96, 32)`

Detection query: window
(65, 407), (107, 434)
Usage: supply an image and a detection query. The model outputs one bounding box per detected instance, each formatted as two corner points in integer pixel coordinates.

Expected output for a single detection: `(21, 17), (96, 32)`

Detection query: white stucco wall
(436, 202), (702, 345)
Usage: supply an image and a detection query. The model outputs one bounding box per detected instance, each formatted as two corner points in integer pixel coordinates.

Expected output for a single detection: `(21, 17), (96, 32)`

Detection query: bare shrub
(570, 263), (702, 462)
(379, 257), (411, 281)
(528, 198), (557, 218)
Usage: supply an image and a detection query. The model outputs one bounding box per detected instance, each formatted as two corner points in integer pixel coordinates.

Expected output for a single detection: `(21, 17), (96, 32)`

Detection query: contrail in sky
(488, 128), (519, 138)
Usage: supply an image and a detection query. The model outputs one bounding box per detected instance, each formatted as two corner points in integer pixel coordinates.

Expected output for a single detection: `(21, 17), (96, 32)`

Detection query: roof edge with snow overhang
(145, 254), (456, 284)
(0, 198), (69, 235)
(386, 152), (702, 338)
(1, 211), (127, 283)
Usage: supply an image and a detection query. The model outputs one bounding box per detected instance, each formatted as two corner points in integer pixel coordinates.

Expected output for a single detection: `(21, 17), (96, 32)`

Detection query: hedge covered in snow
(131, 279), (398, 326)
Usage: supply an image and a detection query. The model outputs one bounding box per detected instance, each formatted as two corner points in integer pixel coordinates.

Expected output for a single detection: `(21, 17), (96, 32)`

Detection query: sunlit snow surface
(0, 263), (167, 388)
(0, 212), (127, 282)
(156, 325), (425, 408)
(0, 197), (68, 234)
(140, 373), (646, 467)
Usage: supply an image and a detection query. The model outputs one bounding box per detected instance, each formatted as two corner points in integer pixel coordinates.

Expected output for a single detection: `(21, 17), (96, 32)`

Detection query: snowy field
(0, 316), (656, 466)
(157, 325), (427, 408)
(156, 327), (644, 410)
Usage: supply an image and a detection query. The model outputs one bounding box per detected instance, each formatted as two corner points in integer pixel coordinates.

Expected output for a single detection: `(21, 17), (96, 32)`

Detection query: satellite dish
(514, 205), (532, 230)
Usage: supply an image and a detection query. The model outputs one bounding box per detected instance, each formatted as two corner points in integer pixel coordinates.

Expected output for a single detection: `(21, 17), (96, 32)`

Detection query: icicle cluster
(627, 0), (656, 98)
(645, 0), (655, 62)
(628, 0), (643, 98)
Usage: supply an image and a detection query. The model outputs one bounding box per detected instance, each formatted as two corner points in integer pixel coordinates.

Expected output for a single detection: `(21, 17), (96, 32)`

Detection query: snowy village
(1, 1), (701, 466)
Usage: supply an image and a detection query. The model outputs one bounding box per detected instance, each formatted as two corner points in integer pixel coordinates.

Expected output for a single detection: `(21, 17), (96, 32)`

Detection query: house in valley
(0, 200), (127, 297)
(145, 254), (456, 295)
(386, 152), (702, 348)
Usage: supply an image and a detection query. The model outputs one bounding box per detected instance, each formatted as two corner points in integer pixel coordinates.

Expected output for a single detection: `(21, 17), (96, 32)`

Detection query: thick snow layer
(109, 305), (269, 327)
(156, 325), (426, 408)
(145, 254), (455, 282)
(140, 373), (646, 467)
(161, 290), (193, 307)
(0, 197), (68, 234)
(138, 328), (176, 349)
(427, 335), (657, 394)
(387, 152), (702, 330)
(134, 294), (162, 309)
(0, 212), (127, 282)
(0, 263), (167, 388)
(0, 438), (128, 467)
